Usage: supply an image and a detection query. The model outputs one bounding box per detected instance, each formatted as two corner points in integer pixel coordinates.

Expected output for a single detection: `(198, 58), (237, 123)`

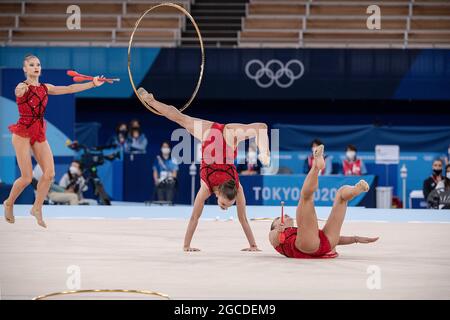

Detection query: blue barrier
(240, 175), (376, 207)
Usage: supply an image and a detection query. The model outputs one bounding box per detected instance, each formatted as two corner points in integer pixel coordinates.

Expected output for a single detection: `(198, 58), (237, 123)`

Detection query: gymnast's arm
(268, 222), (285, 248)
(338, 236), (379, 245)
(45, 76), (105, 95)
(183, 181), (211, 251)
(225, 123), (270, 166)
(269, 230), (280, 248)
(236, 185), (260, 251)
(15, 82), (29, 97)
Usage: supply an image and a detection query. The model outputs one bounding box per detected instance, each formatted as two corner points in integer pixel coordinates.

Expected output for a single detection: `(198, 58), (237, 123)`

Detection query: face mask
(447, 172), (450, 179)
(119, 129), (127, 134)
(433, 169), (442, 176)
(346, 151), (356, 160)
(161, 147), (171, 155)
(69, 166), (80, 175)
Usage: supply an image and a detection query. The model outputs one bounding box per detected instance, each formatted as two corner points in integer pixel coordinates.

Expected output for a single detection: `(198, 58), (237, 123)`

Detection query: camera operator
(153, 141), (178, 203)
(59, 161), (97, 205)
(32, 164), (79, 205)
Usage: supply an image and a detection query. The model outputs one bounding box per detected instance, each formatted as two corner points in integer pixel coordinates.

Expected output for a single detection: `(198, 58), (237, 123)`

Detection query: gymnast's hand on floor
(184, 246), (201, 252)
(241, 246), (261, 252)
(355, 236), (379, 244)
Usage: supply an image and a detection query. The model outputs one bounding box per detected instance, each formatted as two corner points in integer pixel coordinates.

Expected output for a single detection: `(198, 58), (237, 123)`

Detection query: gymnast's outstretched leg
(294, 145), (325, 254)
(137, 88), (212, 141)
(322, 180), (370, 249)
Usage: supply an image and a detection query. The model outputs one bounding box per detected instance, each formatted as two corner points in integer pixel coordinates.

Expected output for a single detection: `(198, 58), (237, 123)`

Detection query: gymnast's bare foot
(355, 180), (370, 194)
(30, 207), (47, 228)
(184, 246), (201, 252)
(313, 144), (325, 171)
(137, 87), (154, 103)
(3, 200), (15, 224)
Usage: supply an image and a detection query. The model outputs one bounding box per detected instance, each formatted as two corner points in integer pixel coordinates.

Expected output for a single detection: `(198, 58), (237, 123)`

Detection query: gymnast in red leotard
(269, 144), (379, 259)
(137, 88), (271, 252)
(3, 54), (107, 228)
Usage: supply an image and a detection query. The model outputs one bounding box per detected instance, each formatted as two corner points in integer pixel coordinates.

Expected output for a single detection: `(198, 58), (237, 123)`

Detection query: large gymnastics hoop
(127, 2), (205, 115)
(32, 289), (171, 300)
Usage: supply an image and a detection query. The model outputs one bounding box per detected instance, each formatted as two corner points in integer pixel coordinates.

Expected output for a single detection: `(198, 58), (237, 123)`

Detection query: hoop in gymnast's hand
(32, 289), (171, 300)
(127, 2), (205, 115)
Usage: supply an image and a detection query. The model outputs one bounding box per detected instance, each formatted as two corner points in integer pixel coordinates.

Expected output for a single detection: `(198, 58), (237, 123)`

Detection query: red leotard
(275, 227), (339, 259)
(8, 82), (48, 145)
(200, 122), (240, 193)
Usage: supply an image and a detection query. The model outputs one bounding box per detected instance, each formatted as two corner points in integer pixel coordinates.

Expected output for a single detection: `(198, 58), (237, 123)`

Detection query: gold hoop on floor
(127, 2), (205, 115)
(32, 289), (171, 300)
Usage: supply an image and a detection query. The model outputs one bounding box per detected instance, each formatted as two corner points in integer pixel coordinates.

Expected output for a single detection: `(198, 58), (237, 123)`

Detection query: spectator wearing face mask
(342, 144), (367, 176)
(423, 159), (445, 200)
(436, 163), (450, 192)
(108, 122), (128, 151)
(445, 164), (450, 191)
(126, 119), (148, 154)
(59, 161), (96, 205)
(153, 141), (178, 203)
(237, 144), (262, 176)
(304, 139), (332, 175)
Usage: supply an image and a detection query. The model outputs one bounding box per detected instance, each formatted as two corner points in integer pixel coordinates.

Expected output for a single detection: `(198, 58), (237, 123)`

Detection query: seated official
(342, 144), (367, 176)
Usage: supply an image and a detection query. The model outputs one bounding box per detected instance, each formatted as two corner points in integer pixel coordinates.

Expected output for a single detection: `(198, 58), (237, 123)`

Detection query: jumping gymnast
(3, 54), (107, 228)
(137, 88), (270, 252)
(269, 145), (379, 258)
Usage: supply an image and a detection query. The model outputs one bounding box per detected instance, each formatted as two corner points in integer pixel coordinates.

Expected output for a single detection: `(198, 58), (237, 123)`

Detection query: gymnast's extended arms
(183, 182), (211, 252)
(338, 236), (379, 245)
(225, 123), (270, 166)
(45, 76), (105, 95)
(236, 185), (260, 251)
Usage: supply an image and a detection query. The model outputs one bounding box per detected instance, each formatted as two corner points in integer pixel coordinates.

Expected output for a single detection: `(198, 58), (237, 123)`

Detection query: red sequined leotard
(8, 82), (48, 145)
(200, 122), (240, 193)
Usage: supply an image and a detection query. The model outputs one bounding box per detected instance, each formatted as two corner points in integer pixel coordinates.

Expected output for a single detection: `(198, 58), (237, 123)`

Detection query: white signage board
(375, 145), (400, 164)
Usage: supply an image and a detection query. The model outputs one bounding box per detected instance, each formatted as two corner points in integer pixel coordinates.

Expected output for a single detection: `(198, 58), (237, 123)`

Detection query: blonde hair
(23, 54), (39, 77)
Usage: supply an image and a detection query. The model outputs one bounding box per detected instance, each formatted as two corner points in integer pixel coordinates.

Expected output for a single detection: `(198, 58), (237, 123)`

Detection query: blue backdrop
(274, 124), (450, 153)
(1, 47), (450, 100)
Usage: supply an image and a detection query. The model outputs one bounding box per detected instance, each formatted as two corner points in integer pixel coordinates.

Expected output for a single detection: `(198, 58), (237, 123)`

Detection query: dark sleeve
(255, 160), (262, 174)
(423, 178), (432, 200)
(236, 163), (245, 173)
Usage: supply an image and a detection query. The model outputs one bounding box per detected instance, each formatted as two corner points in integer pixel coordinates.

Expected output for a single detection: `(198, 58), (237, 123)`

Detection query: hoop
(127, 2), (205, 115)
(250, 218), (274, 221)
(33, 289), (171, 300)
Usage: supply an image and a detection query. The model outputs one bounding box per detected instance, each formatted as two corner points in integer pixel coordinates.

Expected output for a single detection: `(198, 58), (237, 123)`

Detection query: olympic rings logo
(245, 59), (305, 89)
